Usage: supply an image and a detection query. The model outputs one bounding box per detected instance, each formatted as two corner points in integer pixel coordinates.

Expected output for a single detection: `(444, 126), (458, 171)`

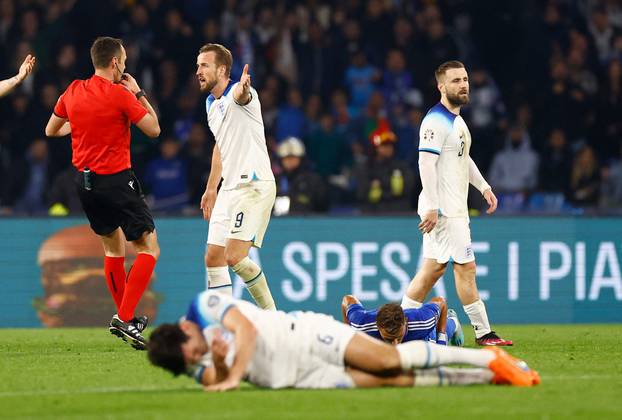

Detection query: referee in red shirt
(45, 37), (160, 350)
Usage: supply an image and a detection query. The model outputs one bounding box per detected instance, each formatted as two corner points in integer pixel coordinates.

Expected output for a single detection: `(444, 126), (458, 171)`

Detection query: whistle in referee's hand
(83, 167), (92, 191)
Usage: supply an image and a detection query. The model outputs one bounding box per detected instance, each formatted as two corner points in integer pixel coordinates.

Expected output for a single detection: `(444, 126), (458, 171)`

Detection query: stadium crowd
(1, 0), (622, 216)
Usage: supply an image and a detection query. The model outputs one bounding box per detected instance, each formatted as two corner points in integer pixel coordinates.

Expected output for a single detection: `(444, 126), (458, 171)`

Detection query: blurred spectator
(489, 125), (539, 194)
(569, 145), (600, 207)
(144, 137), (188, 212)
(539, 128), (573, 194)
(8, 138), (51, 214)
(600, 141), (622, 209)
(48, 166), (82, 215)
(182, 123), (212, 208)
(274, 137), (328, 215)
(345, 50), (379, 117)
(305, 113), (350, 178)
(353, 127), (414, 213)
(588, 7), (622, 63)
(275, 87), (305, 142)
(382, 49), (416, 109)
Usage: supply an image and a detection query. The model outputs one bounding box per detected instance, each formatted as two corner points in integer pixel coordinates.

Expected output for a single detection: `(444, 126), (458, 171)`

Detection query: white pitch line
(0, 375), (619, 397)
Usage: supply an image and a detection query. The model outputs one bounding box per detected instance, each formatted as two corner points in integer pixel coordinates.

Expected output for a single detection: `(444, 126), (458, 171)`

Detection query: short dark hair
(147, 323), (188, 376)
(198, 43), (233, 77)
(376, 303), (406, 339)
(90, 37), (123, 69)
(435, 60), (465, 82)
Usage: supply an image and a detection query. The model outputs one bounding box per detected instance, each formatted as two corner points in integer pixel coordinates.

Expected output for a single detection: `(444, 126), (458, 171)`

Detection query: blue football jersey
(346, 302), (440, 342)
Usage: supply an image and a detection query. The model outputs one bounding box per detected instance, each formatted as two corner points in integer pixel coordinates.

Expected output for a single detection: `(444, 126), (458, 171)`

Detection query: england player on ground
(196, 44), (276, 310)
(342, 295), (464, 346)
(405, 60), (512, 346)
(147, 291), (539, 391)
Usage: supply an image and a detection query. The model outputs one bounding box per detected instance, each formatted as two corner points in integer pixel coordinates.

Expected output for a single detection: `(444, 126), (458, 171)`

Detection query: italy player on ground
(342, 295), (463, 346)
(404, 60), (511, 346)
(147, 291), (539, 390)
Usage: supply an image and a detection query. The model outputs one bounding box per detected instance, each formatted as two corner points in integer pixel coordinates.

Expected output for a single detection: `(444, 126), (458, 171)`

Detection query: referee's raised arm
(118, 72), (160, 138)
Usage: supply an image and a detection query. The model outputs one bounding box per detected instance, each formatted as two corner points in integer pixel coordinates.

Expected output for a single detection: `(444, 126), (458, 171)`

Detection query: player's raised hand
(17, 54), (36, 83)
(418, 209), (438, 234)
(240, 64), (251, 90)
(200, 188), (217, 221)
(233, 64), (252, 105)
(483, 188), (498, 214)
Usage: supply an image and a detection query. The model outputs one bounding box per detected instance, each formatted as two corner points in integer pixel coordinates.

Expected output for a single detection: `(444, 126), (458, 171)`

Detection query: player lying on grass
(342, 295), (463, 346)
(147, 291), (539, 391)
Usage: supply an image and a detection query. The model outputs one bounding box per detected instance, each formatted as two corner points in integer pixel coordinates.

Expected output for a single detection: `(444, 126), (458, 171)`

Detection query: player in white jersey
(147, 291), (539, 390)
(195, 44), (276, 310)
(402, 61), (512, 346)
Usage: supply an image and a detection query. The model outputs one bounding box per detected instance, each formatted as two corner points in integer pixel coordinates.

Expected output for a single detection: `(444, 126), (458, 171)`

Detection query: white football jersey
(418, 102), (472, 218)
(206, 81), (275, 190)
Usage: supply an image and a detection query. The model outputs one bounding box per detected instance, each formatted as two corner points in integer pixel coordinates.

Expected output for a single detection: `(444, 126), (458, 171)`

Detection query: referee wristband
(135, 89), (147, 100)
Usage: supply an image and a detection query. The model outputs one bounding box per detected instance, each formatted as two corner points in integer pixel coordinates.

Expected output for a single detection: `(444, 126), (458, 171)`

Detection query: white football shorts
(422, 216), (475, 264)
(207, 181), (276, 248)
(248, 311), (356, 389)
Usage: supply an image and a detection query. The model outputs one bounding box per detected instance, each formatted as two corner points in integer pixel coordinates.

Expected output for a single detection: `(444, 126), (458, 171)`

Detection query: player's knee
(206, 250), (225, 267)
(225, 251), (244, 267)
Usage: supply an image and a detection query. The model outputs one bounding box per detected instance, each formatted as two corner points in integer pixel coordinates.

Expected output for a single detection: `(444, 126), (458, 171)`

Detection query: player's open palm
(483, 189), (498, 214)
(418, 210), (438, 234)
(17, 54), (35, 82)
(200, 189), (217, 221)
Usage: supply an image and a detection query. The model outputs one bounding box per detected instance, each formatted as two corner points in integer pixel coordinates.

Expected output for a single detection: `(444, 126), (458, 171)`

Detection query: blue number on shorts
(234, 212), (244, 228)
(317, 334), (334, 345)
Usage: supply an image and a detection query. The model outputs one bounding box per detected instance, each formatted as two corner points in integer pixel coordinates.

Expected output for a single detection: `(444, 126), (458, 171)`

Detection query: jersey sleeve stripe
(418, 148), (441, 155)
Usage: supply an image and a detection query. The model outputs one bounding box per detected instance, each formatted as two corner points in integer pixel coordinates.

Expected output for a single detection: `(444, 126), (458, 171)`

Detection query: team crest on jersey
(217, 102), (225, 116)
(423, 128), (434, 141)
(208, 295), (220, 307)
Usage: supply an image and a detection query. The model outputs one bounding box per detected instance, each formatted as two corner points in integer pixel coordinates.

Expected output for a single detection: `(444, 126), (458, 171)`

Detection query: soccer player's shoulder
(422, 103), (456, 131)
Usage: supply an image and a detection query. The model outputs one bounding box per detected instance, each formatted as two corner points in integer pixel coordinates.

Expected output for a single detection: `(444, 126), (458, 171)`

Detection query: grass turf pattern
(1, 325), (621, 419)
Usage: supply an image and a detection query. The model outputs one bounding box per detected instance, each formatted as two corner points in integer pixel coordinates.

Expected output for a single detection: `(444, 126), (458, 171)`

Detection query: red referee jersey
(54, 75), (148, 174)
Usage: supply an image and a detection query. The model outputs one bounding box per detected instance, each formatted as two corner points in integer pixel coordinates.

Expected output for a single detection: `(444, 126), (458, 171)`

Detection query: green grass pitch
(2, 325), (621, 419)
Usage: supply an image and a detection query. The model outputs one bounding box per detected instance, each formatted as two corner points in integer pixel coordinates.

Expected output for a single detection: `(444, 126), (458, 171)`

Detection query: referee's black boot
(131, 315), (149, 333)
(109, 314), (147, 350)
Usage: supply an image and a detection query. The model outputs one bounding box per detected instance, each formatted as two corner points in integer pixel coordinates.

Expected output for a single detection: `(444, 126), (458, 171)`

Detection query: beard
(446, 90), (470, 106)
(199, 78), (217, 93)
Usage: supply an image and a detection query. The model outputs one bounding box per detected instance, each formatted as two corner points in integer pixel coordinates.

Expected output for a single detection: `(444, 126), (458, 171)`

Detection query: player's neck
(440, 97), (461, 115)
(211, 78), (231, 99)
(94, 68), (115, 83)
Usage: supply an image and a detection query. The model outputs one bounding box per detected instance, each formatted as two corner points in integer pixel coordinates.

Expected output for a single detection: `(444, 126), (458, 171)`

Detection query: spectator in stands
(274, 137), (328, 215)
(539, 128), (572, 195)
(345, 50), (380, 117)
(183, 124), (212, 208)
(600, 140), (622, 209)
(353, 127), (414, 213)
(569, 145), (600, 208)
(275, 87), (306, 142)
(488, 124), (539, 198)
(9, 138), (50, 214)
(144, 137), (188, 212)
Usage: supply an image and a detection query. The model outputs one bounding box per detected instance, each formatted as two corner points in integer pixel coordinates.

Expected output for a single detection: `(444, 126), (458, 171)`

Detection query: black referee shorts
(75, 169), (155, 241)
